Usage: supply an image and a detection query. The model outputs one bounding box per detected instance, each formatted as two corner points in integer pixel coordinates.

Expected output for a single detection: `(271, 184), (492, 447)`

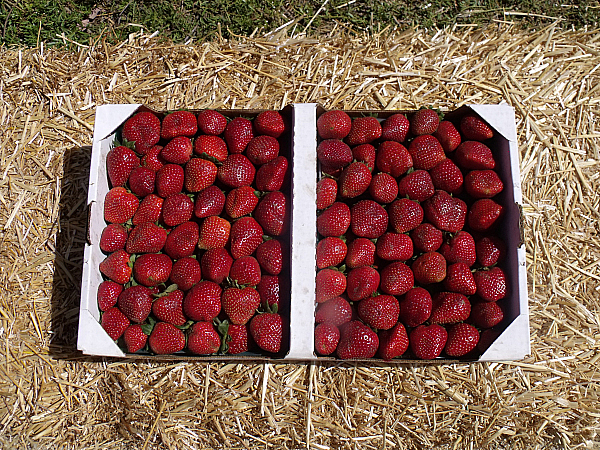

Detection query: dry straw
(0, 21), (599, 449)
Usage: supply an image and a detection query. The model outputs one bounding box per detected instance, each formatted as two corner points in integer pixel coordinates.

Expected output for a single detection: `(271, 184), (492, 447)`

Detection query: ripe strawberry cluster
(315, 109), (508, 360)
(98, 109), (288, 356)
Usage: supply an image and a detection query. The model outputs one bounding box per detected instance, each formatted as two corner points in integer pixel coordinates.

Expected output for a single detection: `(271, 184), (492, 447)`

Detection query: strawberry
(161, 193), (194, 227)
(376, 141), (413, 177)
(314, 323), (340, 356)
(197, 110), (227, 135)
(132, 194), (163, 225)
(410, 109), (439, 135)
(422, 190), (467, 233)
(193, 135), (228, 162)
(99, 249), (132, 284)
(445, 323), (479, 357)
(101, 307), (130, 340)
(317, 110), (352, 140)
(378, 323), (409, 360)
(246, 135), (280, 165)
(369, 172), (398, 204)
(430, 292), (471, 324)
(468, 199), (503, 232)
(123, 324), (148, 353)
(410, 324), (447, 359)
(254, 191), (287, 236)
(222, 286), (261, 325)
(412, 251), (447, 285)
(126, 222), (167, 254)
(433, 120), (461, 152)
(317, 139), (353, 172)
(376, 232), (413, 261)
(106, 145), (139, 188)
(148, 322), (186, 355)
(230, 217), (263, 259)
(473, 267), (507, 302)
(315, 296), (352, 327)
(464, 170), (503, 199)
(338, 162), (372, 198)
(439, 231), (476, 266)
(117, 285), (153, 323)
(410, 223), (443, 253)
(346, 238), (376, 269)
(317, 202), (351, 237)
(164, 221), (199, 259)
(184, 158), (217, 193)
(141, 145), (166, 172)
(470, 301), (504, 328)
(128, 166), (156, 197)
(476, 236), (506, 267)
(104, 187), (138, 224)
(399, 287), (432, 327)
(443, 262), (477, 295)
(460, 114), (494, 141)
(316, 178), (337, 210)
(255, 156), (288, 192)
(316, 268), (347, 304)
(388, 198), (424, 233)
(161, 111), (197, 139)
(316, 237), (347, 269)
(194, 185), (226, 218)
(429, 158), (463, 194)
(358, 294), (400, 330)
(455, 141), (495, 170)
(152, 288), (187, 326)
(408, 135), (446, 170)
(346, 117), (382, 146)
(97, 280), (123, 311)
(183, 280), (222, 321)
(201, 248), (233, 284)
(224, 117), (254, 154)
(161, 136), (193, 165)
(350, 200), (388, 239)
(198, 215), (231, 250)
(100, 223), (128, 253)
(380, 261), (414, 296)
(397, 169), (435, 202)
(256, 239), (284, 275)
(225, 186), (258, 219)
(133, 253), (172, 287)
(156, 164), (184, 198)
(121, 111), (161, 154)
(257, 275), (281, 308)
(230, 256), (261, 286)
(381, 113), (410, 142)
(249, 312), (282, 353)
(352, 144), (376, 171)
(170, 256), (202, 291)
(346, 266), (380, 301)
(254, 110), (285, 138)
(336, 321), (379, 359)
(187, 322), (220, 355)
(225, 323), (251, 354)
(217, 154), (256, 188)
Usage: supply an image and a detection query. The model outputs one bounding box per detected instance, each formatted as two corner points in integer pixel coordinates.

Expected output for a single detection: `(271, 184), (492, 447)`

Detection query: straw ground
(0, 23), (599, 449)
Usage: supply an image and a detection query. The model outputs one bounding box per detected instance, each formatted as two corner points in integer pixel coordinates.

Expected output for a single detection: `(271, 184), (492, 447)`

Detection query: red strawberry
(101, 307), (130, 340)
(126, 222), (167, 254)
(474, 267), (507, 302)
(230, 217), (263, 259)
(99, 249), (132, 284)
(314, 323), (340, 356)
(170, 256), (202, 291)
(336, 321), (379, 359)
(104, 187), (139, 224)
(198, 215), (231, 250)
(445, 323), (479, 357)
(132, 194), (163, 225)
(369, 172), (398, 204)
(317, 202), (351, 237)
(225, 186), (258, 219)
(412, 251), (447, 285)
(141, 145), (166, 172)
(164, 221), (199, 259)
(410, 109), (439, 135)
(255, 156), (288, 192)
(123, 324), (148, 353)
(118, 285), (153, 323)
(476, 236), (506, 267)
(378, 323), (409, 360)
(381, 113), (410, 142)
(316, 268), (347, 304)
(429, 158), (463, 194)
(351, 200), (388, 239)
(440, 231), (476, 266)
(194, 185), (226, 218)
(133, 253), (172, 287)
(230, 256), (261, 286)
(358, 294), (400, 330)
(380, 261), (414, 296)
(121, 111), (161, 154)
(339, 162), (372, 198)
(128, 166), (155, 197)
(410, 223), (443, 253)
(249, 312), (282, 353)
(346, 117), (382, 146)
(470, 301), (504, 328)
(97, 280), (123, 311)
(376, 232), (413, 261)
(346, 266), (380, 301)
(376, 141), (412, 177)
(455, 141), (495, 170)
(344, 238), (374, 269)
(222, 286), (261, 325)
(410, 324), (447, 359)
(316, 237), (347, 269)
(106, 145), (139, 188)
(422, 190), (467, 233)
(316, 178), (337, 210)
(152, 289), (187, 326)
(468, 199), (503, 232)
(184, 157), (217, 193)
(254, 110), (285, 138)
(183, 280), (222, 321)
(156, 164), (184, 198)
(100, 224), (128, 253)
(408, 135), (446, 170)
(194, 135), (228, 163)
(161, 111), (197, 139)
(433, 120), (461, 152)
(225, 323), (250, 354)
(317, 139), (353, 172)
(444, 262), (477, 295)
(388, 198), (424, 233)
(161, 136), (193, 164)
(315, 296), (352, 327)
(161, 193), (194, 227)
(257, 275), (281, 308)
(246, 135), (280, 165)
(224, 117), (253, 154)
(197, 110), (227, 135)
(256, 239), (284, 275)
(460, 114), (494, 141)
(201, 248), (233, 284)
(397, 169), (435, 202)
(317, 110), (352, 140)
(217, 154), (256, 188)
(148, 322), (186, 354)
(187, 322), (220, 355)
(352, 144), (376, 171)
(464, 170), (503, 199)
(254, 191), (287, 236)
(430, 292), (471, 324)
(399, 287), (432, 327)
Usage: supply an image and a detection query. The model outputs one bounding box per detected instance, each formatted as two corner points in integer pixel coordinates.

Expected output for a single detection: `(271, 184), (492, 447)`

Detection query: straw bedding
(0, 22), (599, 449)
